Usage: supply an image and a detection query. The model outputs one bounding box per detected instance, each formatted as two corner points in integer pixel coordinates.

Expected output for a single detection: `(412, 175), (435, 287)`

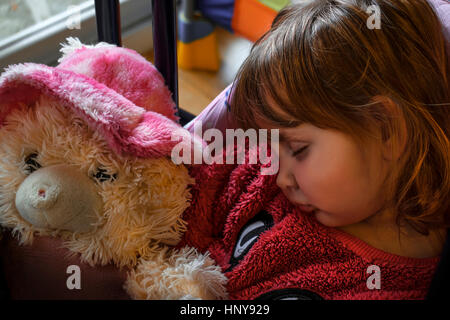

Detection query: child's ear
(371, 96), (408, 162)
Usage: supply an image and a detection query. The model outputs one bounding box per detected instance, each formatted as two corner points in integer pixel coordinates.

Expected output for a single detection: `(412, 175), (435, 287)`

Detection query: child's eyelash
(292, 146), (308, 157)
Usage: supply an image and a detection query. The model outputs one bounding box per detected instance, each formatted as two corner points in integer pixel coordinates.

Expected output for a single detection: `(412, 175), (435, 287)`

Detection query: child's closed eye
(292, 145), (308, 157)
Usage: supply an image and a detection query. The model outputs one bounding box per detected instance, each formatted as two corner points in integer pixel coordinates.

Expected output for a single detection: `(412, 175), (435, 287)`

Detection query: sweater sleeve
(183, 84), (238, 137)
(428, 0), (450, 47)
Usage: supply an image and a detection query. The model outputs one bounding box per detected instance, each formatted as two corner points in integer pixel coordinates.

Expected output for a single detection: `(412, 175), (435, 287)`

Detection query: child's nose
(276, 149), (298, 190)
(276, 169), (297, 190)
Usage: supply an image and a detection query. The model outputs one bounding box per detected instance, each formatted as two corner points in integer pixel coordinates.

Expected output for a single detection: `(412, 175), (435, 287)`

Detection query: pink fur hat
(0, 38), (201, 159)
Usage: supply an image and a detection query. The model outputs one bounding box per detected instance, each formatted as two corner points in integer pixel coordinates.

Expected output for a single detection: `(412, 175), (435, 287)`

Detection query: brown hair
(230, 0), (450, 235)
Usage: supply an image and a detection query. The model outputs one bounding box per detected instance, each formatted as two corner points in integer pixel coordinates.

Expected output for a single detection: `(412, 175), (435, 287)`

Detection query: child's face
(275, 123), (390, 227)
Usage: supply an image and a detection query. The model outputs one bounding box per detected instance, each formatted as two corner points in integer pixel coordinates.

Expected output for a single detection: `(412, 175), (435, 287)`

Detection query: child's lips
(283, 189), (317, 213)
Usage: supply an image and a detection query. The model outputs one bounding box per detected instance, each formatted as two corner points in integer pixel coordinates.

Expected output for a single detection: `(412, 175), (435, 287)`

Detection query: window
(0, 0), (153, 68)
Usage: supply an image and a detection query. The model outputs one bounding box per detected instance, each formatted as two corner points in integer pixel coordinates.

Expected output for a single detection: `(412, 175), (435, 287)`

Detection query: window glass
(0, 0), (89, 42)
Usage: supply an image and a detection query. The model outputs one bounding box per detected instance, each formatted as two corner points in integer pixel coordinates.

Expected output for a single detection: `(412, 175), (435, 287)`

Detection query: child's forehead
(253, 118), (317, 142)
(278, 124), (317, 141)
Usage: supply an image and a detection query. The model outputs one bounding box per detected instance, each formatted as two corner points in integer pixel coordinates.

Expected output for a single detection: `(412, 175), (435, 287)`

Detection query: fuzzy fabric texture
(0, 39), (228, 299)
(0, 38), (203, 159)
(125, 246), (228, 300)
(58, 38), (179, 122)
(178, 149), (441, 300)
(0, 97), (194, 268)
(0, 39), (203, 265)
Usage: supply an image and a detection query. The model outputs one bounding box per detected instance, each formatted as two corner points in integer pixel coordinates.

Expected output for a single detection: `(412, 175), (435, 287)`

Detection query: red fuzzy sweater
(179, 157), (440, 300)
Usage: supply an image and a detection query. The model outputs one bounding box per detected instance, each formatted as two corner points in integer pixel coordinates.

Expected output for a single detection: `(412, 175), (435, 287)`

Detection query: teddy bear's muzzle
(14, 164), (101, 233)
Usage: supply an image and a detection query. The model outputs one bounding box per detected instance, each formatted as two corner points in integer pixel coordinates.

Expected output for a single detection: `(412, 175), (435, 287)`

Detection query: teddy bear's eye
(93, 168), (117, 183)
(24, 153), (41, 174)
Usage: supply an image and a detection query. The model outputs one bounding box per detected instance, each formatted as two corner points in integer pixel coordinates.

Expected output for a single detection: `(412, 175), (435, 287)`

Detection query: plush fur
(0, 96), (194, 268)
(0, 39), (227, 299)
(125, 246), (228, 300)
(0, 96), (228, 299)
(58, 37), (179, 122)
(0, 40), (204, 160)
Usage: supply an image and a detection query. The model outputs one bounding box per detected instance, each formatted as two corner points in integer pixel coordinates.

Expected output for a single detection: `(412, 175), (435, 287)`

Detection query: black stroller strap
(95, 0), (122, 47)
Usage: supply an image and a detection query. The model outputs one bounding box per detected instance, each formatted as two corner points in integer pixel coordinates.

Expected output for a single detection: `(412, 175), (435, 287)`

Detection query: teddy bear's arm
(124, 246), (228, 300)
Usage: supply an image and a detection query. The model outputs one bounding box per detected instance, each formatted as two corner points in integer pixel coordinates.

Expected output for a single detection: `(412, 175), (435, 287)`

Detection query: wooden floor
(144, 27), (252, 116)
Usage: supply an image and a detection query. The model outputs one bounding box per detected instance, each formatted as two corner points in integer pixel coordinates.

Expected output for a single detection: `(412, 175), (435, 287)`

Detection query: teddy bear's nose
(15, 164), (101, 233)
(28, 184), (60, 210)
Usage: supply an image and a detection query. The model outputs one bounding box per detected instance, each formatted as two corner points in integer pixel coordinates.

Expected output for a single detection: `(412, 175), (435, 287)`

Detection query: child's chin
(314, 210), (343, 227)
